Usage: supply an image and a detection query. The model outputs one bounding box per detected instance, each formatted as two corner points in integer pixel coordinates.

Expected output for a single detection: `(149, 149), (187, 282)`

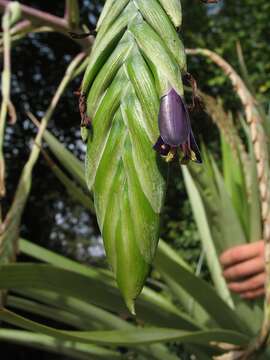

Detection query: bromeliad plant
(183, 47), (270, 358)
(79, 0), (202, 312)
(1, 1), (270, 359)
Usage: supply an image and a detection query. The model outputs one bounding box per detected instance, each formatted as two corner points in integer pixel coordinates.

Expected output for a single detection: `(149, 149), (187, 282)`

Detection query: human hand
(219, 241), (265, 300)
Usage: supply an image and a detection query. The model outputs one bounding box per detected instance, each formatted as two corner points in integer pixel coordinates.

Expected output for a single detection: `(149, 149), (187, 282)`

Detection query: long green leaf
(2, 255), (199, 331)
(19, 238), (112, 282)
(42, 151), (94, 212)
(155, 240), (250, 334)
(221, 135), (249, 236)
(0, 329), (122, 360)
(189, 147), (246, 253)
(42, 128), (87, 190)
(20, 238), (197, 327)
(7, 295), (94, 330)
(160, 273), (211, 328)
(240, 117), (262, 242)
(11, 289), (180, 360)
(0, 309), (249, 347)
(187, 144), (263, 334)
(13, 288), (125, 330)
(182, 166), (233, 307)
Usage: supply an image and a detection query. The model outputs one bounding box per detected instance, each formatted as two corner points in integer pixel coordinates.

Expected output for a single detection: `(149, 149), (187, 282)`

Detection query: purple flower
(154, 88), (202, 164)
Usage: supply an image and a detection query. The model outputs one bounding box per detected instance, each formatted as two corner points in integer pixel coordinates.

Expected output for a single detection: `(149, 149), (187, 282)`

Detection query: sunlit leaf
(0, 309), (249, 347)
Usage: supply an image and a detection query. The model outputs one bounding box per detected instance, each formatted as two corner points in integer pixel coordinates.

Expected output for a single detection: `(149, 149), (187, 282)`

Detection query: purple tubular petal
(158, 88), (190, 147)
(153, 136), (171, 156)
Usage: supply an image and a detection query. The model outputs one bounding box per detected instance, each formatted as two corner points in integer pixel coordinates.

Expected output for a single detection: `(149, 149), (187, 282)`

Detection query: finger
(240, 287), (265, 300)
(227, 272), (266, 293)
(223, 257), (265, 281)
(220, 241), (264, 268)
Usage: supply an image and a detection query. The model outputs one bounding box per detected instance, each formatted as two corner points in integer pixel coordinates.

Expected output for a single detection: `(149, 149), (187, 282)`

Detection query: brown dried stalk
(187, 48), (270, 358)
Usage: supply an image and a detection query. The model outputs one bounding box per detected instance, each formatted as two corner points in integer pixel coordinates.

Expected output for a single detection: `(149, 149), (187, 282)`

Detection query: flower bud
(154, 87), (202, 164)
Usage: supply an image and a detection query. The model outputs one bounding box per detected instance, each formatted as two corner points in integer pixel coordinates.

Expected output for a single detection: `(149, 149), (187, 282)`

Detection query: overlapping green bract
(82, 0), (186, 312)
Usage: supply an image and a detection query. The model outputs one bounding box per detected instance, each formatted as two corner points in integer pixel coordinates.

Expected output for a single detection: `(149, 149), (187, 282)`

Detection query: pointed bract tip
(125, 298), (136, 316)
